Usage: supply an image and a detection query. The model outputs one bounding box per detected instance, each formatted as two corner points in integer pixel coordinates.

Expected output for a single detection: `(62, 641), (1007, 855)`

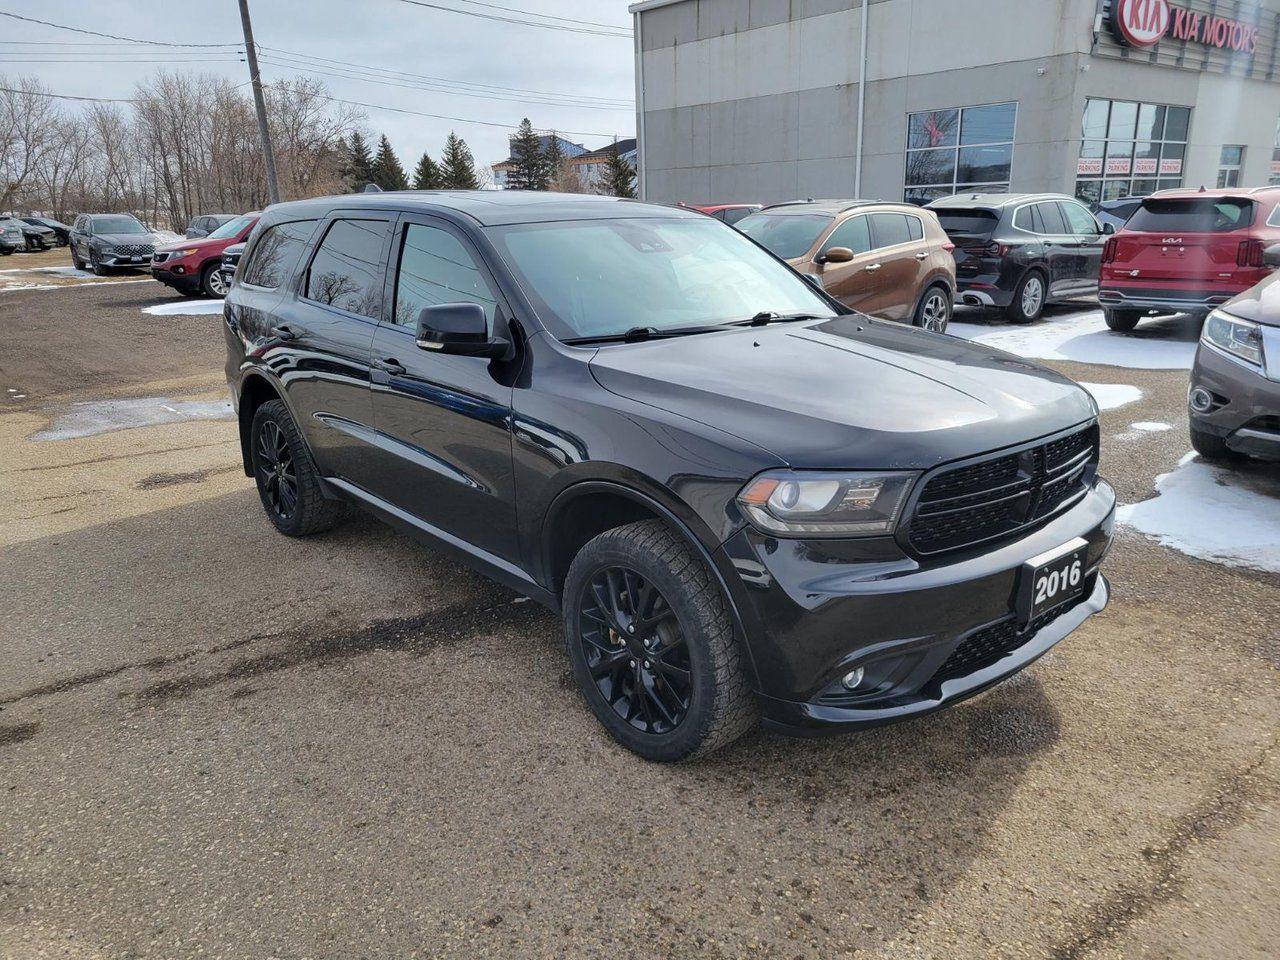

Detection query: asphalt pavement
(0, 271), (1276, 960)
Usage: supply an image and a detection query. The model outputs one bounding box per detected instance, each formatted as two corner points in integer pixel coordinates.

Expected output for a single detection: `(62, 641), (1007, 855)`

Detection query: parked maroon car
(151, 213), (258, 298)
(1098, 187), (1280, 331)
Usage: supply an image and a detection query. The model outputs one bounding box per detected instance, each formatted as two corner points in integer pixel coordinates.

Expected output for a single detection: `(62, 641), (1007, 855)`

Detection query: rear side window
(933, 209), (998, 235)
(304, 219), (391, 318)
(1268, 205), (1280, 227)
(242, 219), (317, 289)
(869, 213), (913, 249)
(1035, 202), (1068, 234)
(906, 216), (924, 241)
(823, 215), (872, 254)
(1127, 199), (1255, 233)
(1014, 206), (1036, 231)
(393, 223), (499, 327)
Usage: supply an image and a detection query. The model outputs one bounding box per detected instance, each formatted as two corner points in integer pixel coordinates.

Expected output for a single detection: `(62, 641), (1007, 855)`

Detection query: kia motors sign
(1111, 0), (1171, 49)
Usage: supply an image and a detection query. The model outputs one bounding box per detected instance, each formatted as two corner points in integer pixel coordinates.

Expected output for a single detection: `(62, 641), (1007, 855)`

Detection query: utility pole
(238, 0), (280, 205)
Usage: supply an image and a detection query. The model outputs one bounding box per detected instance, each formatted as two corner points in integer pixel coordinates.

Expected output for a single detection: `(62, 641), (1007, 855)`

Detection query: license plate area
(1017, 538), (1088, 626)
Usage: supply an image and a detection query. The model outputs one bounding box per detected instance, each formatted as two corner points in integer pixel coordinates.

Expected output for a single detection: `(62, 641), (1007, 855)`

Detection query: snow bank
(31, 397), (233, 441)
(143, 299), (224, 316)
(949, 310), (1197, 370)
(1079, 382), (1142, 411)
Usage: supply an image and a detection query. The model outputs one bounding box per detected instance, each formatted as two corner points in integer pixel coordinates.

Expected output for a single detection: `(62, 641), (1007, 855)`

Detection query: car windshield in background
(1127, 199), (1255, 233)
(93, 216), (147, 235)
(208, 215), (254, 240)
(489, 217), (837, 341)
(934, 210), (999, 235)
(735, 212), (832, 259)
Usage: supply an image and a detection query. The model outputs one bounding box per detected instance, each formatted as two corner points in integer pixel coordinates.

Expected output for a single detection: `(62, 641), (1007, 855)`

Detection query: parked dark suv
(68, 214), (158, 274)
(225, 192), (1114, 761)
(928, 194), (1113, 323)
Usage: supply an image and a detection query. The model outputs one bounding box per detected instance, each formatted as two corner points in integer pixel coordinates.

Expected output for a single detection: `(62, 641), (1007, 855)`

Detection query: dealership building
(629, 0), (1280, 206)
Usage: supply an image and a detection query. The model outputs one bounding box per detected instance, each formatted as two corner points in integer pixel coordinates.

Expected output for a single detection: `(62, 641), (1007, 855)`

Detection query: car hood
(97, 232), (158, 246)
(587, 316), (1097, 469)
(156, 234), (228, 254)
(1222, 270), (1280, 326)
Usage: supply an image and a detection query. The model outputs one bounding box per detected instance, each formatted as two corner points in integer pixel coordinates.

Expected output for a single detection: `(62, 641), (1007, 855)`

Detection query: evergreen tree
(341, 131), (374, 192)
(507, 118), (548, 191)
(605, 140), (637, 199)
(371, 135), (409, 190)
(544, 131), (565, 181)
(439, 132), (479, 189)
(412, 151), (442, 190)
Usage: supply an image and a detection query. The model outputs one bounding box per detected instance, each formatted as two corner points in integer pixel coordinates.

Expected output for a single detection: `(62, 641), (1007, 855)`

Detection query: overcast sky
(2, 0), (636, 173)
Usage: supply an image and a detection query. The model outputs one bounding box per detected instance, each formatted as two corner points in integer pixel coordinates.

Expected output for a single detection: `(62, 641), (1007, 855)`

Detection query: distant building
(491, 134), (637, 192)
(491, 133), (588, 189)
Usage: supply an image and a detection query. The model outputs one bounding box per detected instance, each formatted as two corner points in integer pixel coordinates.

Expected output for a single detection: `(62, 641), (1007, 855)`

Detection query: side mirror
(1265, 243), (1280, 269)
(416, 302), (509, 358)
(1102, 222), (1116, 235)
(817, 246), (854, 265)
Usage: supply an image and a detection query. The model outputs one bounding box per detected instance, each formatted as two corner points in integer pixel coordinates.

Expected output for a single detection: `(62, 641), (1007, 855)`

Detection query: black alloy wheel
(254, 418), (298, 522)
(249, 399), (348, 537)
(577, 566), (693, 735)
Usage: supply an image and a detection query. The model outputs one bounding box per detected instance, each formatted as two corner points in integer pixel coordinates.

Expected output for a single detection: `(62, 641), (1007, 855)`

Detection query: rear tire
(563, 519), (757, 762)
(1104, 308), (1142, 332)
(1005, 270), (1047, 324)
(1190, 426), (1237, 462)
(913, 283), (952, 333)
(250, 399), (348, 537)
(70, 247), (84, 270)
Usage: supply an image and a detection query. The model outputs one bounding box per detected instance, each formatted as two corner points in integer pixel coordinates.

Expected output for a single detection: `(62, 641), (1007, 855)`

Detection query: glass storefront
(904, 102), (1017, 204)
(1074, 99), (1189, 203)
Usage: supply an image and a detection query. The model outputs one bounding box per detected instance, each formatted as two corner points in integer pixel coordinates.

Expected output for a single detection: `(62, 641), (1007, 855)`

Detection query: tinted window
(906, 216), (924, 241)
(489, 218), (835, 340)
(305, 219), (391, 318)
(242, 219), (317, 289)
(721, 207), (756, 226)
(1127, 199), (1255, 233)
(933, 209), (999, 236)
(92, 215), (146, 235)
(1035, 202), (1068, 234)
(823, 215), (871, 254)
(1060, 202), (1100, 235)
(960, 102), (1017, 145)
(1014, 206), (1036, 231)
(869, 213), (913, 249)
(737, 212), (833, 259)
(393, 224), (499, 328)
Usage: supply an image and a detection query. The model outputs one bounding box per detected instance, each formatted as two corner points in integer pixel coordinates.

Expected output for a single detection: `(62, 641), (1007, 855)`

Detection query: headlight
(737, 470), (918, 538)
(1202, 309), (1264, 367)
(173, 247), (200, 257)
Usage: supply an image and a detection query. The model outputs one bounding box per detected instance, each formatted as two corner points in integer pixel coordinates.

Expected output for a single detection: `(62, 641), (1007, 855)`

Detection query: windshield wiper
(562, 324), (733, 346)
(734, 311), (826, 327)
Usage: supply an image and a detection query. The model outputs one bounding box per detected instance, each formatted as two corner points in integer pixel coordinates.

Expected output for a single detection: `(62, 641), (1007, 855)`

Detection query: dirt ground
(0, 277), (1276, 960)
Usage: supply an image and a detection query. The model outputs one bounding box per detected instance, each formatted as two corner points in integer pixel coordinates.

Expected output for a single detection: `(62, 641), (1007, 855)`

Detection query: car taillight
(942, 241), (956, 252)
(1102, 237), (1118, 264)
(983, 241), (1008, 258)
(1237, 239), (1265, 268)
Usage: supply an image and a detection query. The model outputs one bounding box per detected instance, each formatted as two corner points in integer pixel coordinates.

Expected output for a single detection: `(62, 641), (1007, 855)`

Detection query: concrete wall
(635, 0), (1280, 203)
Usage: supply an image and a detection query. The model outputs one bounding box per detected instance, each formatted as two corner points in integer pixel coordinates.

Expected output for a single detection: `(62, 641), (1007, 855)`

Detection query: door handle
(915, 252), (929, 260)
(865, 263), (882, 271)
(373, 357), (406, 376)
(271, 324), (298, 341)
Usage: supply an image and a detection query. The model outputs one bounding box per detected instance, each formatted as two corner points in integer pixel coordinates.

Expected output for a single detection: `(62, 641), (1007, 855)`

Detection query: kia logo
(1112, 0), (1171, 48)
(1162, 237), (1184, 244)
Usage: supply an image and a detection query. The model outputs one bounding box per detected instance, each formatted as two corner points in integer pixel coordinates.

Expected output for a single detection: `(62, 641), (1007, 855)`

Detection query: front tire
(1190, 425), (1237, 462)
(1005, 270), (1046, 324)
(563, 519), (757, 762)
(1104, 308), (1142, 332)
(913, 283), (952, 333)
(89, 251), (108, 276)
(200, 261), (229, 298)
(250, 399), (348, 537)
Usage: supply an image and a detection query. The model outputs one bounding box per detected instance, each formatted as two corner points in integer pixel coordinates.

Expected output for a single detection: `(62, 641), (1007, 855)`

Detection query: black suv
(69, 213), (158, 274)
(928, 194), (1113, 323)
(225, 192), (1114, 761)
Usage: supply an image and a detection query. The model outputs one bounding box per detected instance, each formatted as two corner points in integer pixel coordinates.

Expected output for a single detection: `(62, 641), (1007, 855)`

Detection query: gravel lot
(1, 265), (1276, 960)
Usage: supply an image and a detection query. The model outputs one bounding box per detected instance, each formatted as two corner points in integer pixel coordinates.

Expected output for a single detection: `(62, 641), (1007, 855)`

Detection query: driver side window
(393, 223), (499, 328)
(822, 215), (872, 255)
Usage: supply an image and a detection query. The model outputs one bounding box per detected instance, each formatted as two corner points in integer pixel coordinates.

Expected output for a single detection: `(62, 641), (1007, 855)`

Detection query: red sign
(1111, 0), (1172, 48)
(1078, 158), (1104, 176)
(1134, 158), (1159, 175)
(1160, 158), (1183, 175)
(1106, 157), (1133, 175)
(1110, 1), (1260, 54)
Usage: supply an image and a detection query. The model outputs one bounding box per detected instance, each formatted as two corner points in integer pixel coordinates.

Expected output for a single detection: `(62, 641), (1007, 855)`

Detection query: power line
(0, 11), (240, 47)
(395, 0), (631, 37)
(0, 85), (137, 103)
(312, 91), (625, 139)
(442, 0), (630, 30)
(0, 57), (244, 64)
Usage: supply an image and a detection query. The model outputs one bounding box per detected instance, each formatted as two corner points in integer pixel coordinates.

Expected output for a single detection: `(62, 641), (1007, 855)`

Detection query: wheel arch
(236, 369), (290, 477)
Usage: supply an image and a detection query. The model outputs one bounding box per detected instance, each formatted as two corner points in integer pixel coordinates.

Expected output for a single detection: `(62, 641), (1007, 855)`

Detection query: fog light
(841, 667), (865, 690)
(1189, 386), (1214, 414)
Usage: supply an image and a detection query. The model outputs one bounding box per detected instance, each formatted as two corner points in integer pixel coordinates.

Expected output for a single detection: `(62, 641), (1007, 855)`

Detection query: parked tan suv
(738, 199), (957, 332)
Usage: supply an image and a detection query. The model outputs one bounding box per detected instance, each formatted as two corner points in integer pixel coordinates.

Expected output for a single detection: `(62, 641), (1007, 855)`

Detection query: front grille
(930, 591), (1084, 688)
(110, 243), (154, 258)
(906, 424), (1098, 555)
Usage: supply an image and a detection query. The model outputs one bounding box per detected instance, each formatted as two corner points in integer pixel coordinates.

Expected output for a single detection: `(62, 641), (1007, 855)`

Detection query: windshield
(1127, 199), (1254, 234)
(92, 215), (147, 235)
(933, 210), (999, 236)
(735, 212), (832, 260)
(208, 215), (254, 240)
(488, 217), (837, 341)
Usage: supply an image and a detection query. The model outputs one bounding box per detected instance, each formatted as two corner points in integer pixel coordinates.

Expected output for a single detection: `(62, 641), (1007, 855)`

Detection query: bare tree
(0, 75), (59, 211)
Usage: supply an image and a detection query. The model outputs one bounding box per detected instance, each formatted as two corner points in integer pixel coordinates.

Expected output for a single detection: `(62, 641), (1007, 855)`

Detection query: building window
(1271, 120), (1280, 186)
(1217, 146), (1245, 188)
(1075, 99), (1189, 204)
(904, 101), (1017, 204)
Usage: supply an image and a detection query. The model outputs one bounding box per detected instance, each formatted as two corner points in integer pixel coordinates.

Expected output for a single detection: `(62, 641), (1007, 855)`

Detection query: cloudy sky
(1, 0), (637, 173)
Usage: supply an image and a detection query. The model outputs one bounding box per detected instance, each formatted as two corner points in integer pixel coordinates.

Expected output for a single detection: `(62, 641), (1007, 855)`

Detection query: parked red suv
(1098, 187), (1280, 331)
(151, 212), (258, 298)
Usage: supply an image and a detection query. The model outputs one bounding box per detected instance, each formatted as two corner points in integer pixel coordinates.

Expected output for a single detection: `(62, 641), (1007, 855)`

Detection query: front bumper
(718, 481), (1115, 734)
(97, 249), (154, 268)
(1190, 342), (1280, 460)
(151, 263), (201, 292)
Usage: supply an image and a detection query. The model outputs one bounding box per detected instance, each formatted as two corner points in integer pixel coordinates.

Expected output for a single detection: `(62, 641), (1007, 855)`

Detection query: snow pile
(949, 309), (1197, 370)
(1118, 453), (1280, 573)
(31, 397), (233, 441)
(1129, 421), (1172, 433)
(1079, 382), (1142, 411)
(143, 299), (224, 316)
